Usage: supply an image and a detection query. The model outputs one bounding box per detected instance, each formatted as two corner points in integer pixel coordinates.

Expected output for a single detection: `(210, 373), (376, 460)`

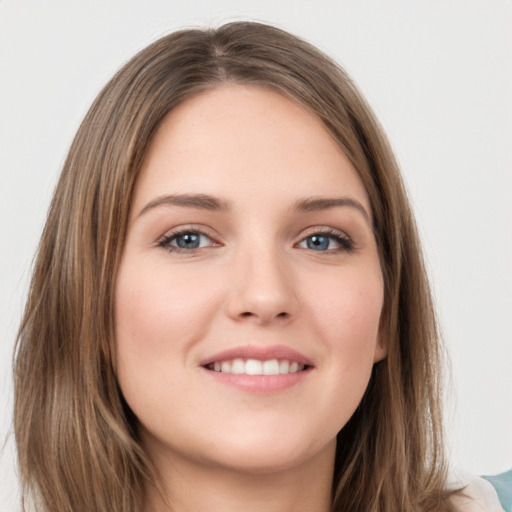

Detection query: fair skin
(115, 85), (386, 512)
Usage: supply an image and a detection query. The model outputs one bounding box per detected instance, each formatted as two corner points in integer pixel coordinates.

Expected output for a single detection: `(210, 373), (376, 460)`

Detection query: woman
(13, 21), (504, 512)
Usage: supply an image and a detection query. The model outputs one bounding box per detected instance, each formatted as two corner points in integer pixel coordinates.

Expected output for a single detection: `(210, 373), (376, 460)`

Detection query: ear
(373, 331), (388, 363)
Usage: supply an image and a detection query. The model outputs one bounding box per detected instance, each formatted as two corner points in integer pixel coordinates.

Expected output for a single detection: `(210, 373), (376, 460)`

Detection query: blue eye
(159, 231), (213, 252)
(305, 235), (330, 251)
(174, 233), (201, 249)
(298, 231), (353, 252)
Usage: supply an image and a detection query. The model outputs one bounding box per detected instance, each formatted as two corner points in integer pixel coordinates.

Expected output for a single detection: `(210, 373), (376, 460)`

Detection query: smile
(205, 358), (307, 375)
(200, 345), (314, 392)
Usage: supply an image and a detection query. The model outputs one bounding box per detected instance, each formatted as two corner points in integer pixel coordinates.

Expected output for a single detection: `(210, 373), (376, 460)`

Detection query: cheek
(304, 266), (383, 409)
(114, 260), (221, 399)
(116, 260), (217, 345)
(306, 266), (383, 350)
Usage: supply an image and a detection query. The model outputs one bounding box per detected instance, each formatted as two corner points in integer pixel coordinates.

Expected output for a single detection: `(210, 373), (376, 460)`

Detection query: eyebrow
(137, 193), (371, 223)
(293, 197), (371, 223)
(138, 193), (230, 217)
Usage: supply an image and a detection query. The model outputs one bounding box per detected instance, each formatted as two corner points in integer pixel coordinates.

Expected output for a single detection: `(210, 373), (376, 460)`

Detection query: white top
(450, 476), (504, 511)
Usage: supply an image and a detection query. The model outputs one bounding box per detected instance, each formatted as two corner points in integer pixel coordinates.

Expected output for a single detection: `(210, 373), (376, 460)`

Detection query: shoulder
(450, 476), (505, 512)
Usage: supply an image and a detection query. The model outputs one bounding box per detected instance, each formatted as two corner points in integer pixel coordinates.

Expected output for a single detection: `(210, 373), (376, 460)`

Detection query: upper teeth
(207, 359), (305, 375)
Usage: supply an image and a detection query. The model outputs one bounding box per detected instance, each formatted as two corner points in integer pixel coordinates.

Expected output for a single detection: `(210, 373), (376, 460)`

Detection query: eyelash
(297, 227), (355, 253)
(158, 228), (217, 254)
(157, 227), (355, 254)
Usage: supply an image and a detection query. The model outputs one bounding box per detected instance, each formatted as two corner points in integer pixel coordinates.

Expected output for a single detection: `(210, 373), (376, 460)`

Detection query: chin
(197, 428), (336, 475)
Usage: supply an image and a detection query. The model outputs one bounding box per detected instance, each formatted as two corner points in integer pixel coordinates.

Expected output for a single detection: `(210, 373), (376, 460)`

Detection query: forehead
(134, 85), (369, 212)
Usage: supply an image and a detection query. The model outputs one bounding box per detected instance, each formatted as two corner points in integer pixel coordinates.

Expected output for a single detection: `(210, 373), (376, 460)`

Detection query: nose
(226, 246), (298, 326)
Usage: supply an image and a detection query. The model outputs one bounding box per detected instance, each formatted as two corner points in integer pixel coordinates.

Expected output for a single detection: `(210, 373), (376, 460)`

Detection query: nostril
(237, 311), (289, 321)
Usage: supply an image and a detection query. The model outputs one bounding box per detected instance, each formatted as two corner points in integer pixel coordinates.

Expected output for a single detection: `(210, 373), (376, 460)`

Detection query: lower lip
(201, 367), (312, 393)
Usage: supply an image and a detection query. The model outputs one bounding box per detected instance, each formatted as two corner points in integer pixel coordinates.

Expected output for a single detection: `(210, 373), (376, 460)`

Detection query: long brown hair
(14, 21), (454, 511)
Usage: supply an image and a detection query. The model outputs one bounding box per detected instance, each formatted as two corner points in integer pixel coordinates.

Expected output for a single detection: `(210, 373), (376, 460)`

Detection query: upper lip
(199, 345), (314, 367)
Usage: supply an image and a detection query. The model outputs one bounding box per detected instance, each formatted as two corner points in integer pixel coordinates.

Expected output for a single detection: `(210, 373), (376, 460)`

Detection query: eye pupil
(176, 233), (200, 249)
(307, 235), (329, 251)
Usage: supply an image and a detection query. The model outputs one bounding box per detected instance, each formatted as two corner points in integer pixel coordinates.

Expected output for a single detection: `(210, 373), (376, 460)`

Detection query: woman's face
(115, 85), (386, 474)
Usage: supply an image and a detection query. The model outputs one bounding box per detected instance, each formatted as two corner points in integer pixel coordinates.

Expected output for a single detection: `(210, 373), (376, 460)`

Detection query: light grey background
(1, 1), (511, 510)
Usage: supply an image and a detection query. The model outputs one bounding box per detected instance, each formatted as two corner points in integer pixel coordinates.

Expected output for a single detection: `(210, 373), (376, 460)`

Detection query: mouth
(200, 345), (313, 393)
(205, 358), (309, 375)
(200, 345), (314, 378)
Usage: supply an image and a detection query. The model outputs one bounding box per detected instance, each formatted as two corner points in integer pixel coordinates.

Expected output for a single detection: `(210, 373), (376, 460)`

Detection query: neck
(144, 440), (335, 512)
